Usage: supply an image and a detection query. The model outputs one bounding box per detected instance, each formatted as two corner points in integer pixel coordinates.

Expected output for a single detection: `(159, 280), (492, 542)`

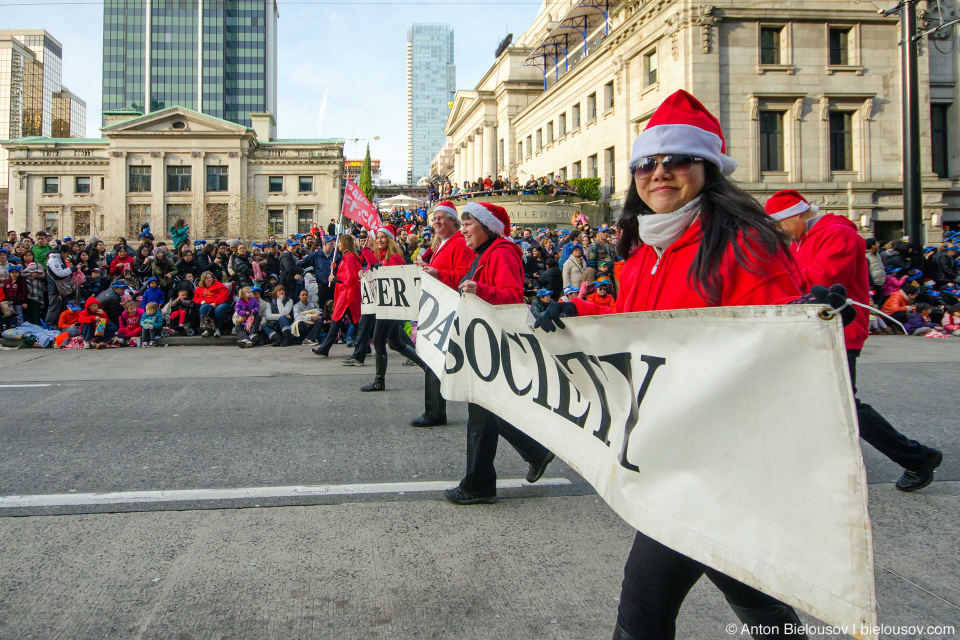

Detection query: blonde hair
(124, 299), (138, 310)
(377, 232), (403, 263)
(338, 233), (358, 255)
(145, 302), (159, 313)
(239, 286), (252, 299)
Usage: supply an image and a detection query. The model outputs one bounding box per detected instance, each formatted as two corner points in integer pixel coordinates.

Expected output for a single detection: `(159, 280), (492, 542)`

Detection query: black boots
(728, 602), (808, 639)
(610, 623), (637, 640)
(361, 354), (387, 392)
(400, 345), (426, 369)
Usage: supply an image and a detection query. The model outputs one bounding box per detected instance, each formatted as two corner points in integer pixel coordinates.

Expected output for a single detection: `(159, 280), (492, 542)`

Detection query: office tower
(102, 0), (278, 134)
(407, 24), (455, 185)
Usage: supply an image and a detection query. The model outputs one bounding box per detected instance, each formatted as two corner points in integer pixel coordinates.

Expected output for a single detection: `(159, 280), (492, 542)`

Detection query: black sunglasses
(631, 154), (703, 179)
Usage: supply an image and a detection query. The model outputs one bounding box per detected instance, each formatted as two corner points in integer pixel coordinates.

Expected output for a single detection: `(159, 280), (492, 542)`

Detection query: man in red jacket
(413, 201), (475, 427)
(768, 190), (943, 492)
(445, 202), (555, 505)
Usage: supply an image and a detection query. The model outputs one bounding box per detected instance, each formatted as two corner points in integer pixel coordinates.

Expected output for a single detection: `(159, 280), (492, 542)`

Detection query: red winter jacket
(376, 249), (406, 267)
(430, 231), (475, 289)
(471, 237), (524, 306)
(109, 255), (134, 276)
(572, 218), (799, 316)
(791, 214), (869, 350)
(79, 296), (107, 325)
(1, 277), (28, 305)
(333, 251), (363, 322)
(193, 280), (230, 306)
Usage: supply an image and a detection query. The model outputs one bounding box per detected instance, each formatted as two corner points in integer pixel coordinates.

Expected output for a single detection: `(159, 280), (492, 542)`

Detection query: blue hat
(252, 242), (264, 249)
(322, 235), (336, 243)
(111, 279), (128, 288)
(945, 244), (960, 251)
(267, 273), (278, 280)
(63, 236), (72, 242)
(906, 269), (923, 282)
(266, 241), (278, 248)
(563, 285), (578, 296)
(0, 248), (8, 254)
(594, 280), (610, 287)
(66, 301), (81, 310)
(7, 264), (22, 271)
(285, 239), (300, 246)
(194, 240), (206, 246)
(145, 276), (159, 285)
(535, 288), (552, 297)
(884, 265), (899, 274)
(251, 285), (262, 292)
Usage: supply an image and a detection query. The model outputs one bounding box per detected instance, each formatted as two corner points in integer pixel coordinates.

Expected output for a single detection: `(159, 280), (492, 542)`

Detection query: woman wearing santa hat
(536, 91), (807, 639)
(444, 201), (555, 505)
(355, 224), (425, 392)
(312, 234), (363, 359)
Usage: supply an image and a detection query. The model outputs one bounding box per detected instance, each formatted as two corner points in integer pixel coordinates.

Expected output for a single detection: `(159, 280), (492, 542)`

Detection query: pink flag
(341, 179), (383, 231)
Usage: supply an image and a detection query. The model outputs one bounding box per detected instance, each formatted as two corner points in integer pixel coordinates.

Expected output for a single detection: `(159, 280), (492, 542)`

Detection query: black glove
(789, 284), (857, 326)
(534, 302), (578, 332)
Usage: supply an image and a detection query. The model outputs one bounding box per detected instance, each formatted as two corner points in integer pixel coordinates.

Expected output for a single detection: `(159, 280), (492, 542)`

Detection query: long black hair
(617, 163), (791, 304)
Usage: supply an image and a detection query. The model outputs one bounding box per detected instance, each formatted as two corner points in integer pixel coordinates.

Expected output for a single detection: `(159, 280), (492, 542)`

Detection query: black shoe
(526, 453), (555, 484)
(444, 487), (496, 505)
(312, 346), (328, 357)
(360, 377), (385, 392)
(896, 449), (943, 492)
(411, 415), (447, 428)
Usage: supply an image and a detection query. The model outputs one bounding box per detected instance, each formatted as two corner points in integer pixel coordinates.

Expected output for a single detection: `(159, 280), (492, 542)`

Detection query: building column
(453, 149), (461, 186)
(482, 122), (496, 178)
(466, 137), (476, 184)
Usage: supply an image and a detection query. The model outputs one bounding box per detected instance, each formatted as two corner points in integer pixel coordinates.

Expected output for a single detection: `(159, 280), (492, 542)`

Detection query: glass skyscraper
(102, 0), (278, 133)
(407, 24), (455, 185)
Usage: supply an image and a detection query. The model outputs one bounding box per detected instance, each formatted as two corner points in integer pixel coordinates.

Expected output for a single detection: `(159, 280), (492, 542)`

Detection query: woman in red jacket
(312, 234), (363, 359)
(108, 247), (135, 278)
(536, 91), (805, 640)
(444, 202), (555, 505)
(193, 271), (232, 337)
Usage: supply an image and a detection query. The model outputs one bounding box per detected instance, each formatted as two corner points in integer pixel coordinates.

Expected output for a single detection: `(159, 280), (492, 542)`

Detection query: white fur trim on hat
(434, 203), (458, 219)
(377, 226), (396, 240)
(768, 200), (819, 221)
(462, 202), (505, 236)
(630, 124), (738, 176)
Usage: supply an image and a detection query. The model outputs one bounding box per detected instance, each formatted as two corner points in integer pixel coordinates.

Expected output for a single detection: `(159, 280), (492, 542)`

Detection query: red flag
(341, 179), (382, 231)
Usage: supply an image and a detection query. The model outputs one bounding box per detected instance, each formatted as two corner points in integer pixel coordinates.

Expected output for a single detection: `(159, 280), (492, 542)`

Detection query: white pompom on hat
(629, 89), (738, 176)
(764, 190), (819, 221)
(462, 202), (510, 237)
(434, 200), (458, 220)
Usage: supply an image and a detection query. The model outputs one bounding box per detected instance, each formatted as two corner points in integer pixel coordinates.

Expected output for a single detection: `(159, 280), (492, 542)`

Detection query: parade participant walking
(412, 201), (475, 426)
(340, 233), (378, 364)
(312, 234), (363, 359)
(445, 202), (555, 506)
(766, 189), (943, 492)
(355, 225), (424, 392)
(535, 90), (805, 640)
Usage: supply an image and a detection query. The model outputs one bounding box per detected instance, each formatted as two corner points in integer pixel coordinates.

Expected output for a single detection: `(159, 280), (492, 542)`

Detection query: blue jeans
(263, 315), (291, 338)
(199, 302), (232, 329)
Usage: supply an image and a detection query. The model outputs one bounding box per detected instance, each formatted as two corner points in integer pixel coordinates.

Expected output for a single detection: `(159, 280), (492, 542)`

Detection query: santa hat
(764, 190), (819, 221)
(462, 202), (510, 237)
(377, 224), (398, 240)
(630, 90), (737, 176)
(434, 200), (458, 220)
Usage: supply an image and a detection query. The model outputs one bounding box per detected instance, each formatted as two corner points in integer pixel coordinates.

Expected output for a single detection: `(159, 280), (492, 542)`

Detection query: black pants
(237, 315), (262, 341)
(316, 314), (351, 356)
(351, 313), (376, 362)
(618, 532), (789, 639)
(372, 319), (414, 358)
(460, 403), (550, 497)
(423, 367), (446, 421)
(847, 349), (932, 471)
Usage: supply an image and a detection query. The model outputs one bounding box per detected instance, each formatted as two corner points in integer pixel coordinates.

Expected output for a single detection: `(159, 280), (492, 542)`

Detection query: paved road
(0, 337), (957, 639)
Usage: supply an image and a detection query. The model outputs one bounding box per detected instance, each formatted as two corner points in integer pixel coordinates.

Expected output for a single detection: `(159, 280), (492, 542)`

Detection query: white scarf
(637, 194), (705, 250)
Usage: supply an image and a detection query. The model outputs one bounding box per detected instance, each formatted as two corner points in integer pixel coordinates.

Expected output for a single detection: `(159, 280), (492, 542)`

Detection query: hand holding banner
(341, 179), (383, 231)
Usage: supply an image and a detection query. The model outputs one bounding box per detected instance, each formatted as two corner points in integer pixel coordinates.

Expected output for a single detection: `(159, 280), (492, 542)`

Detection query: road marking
(0, 384), (51, 388)
(0, 478), (573, 509)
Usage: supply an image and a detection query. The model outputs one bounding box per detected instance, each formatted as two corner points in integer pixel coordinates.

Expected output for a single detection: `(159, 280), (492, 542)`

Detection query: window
(517, 142), (524, 162)
(43, 177), (59, 194)
(268, 176), (283, 192)
(206, 166), (228, 192)
(605, 147), (616, 194)
(268, 209), (284, 235)
(298, 209), (314, 234)
(587, 93), (597, 121)
(572, 103), (581, 129)
(536, 129), (543, 151)
(299, 176), (313, 192)
(74, 210), (91, 236)
(166, 204), (190, 235)
(932, 104), (950, 179)
(547, 121), (554, 145)
(205, 203), (228, 237)
(760, 27), (782, 65)
(829, 111), (854, 171)
(43, 210), (59, 236)
(166, 166), (191, 192)
(559, 167), (567, 181)
(129, 166), (151, 192)
(498, 138), (504, 168)
(573, 161), (582, 179)
(75, 177), (91, 194)
(525, 135), (532, 159)
(829, 27), (851, 65)
(588, 154), (598, 179)
(643, 49), (658, 86)
(604, 82), (615, 111)
(558, 113), (567, 137)
(759, 111), (786, 172)
(128, 204), (151, 237)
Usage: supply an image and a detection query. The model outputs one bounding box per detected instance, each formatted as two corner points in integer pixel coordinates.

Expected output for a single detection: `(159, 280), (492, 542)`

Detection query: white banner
(416, 274), (877, 637)
(360, 265), (422, 321)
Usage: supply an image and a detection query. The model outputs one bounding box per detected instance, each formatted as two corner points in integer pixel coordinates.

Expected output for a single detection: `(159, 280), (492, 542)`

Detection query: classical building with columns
(2, 107), (344, 241)
(445, 0), (960, 242)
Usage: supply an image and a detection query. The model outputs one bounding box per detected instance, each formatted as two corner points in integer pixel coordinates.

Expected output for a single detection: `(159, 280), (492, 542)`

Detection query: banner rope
(820, 299), (907, 335)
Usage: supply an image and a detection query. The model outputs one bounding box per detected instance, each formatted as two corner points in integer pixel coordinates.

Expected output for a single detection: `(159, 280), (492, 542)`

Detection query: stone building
(2, 107), (344, 241)
(445, 0), (960, 241)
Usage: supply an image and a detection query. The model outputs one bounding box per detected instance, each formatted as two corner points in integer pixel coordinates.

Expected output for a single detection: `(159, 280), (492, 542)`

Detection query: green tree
(358, 143), (373, 203)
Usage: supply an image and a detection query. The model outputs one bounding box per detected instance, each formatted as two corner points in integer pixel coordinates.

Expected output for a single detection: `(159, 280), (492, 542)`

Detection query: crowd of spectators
(425, 174), (580, 201)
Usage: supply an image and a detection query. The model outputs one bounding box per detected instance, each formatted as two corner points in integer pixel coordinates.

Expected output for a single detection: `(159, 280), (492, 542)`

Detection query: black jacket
(538, 266), (563, 299)
(931, 251), (959, 283)
(95, 288), (124, 324)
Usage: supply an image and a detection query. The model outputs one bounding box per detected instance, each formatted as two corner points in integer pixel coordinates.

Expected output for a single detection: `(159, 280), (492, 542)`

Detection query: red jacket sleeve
(193, 287), (205, 305)
(385, 254), (406, 267)
(721, 236), (801, 306)
(797, 227), (860, 292)
(213, 282), (231, 306)
(572, 297), (615, 316)
(475, 247), (524, 305)
(434, 236), (475, 289)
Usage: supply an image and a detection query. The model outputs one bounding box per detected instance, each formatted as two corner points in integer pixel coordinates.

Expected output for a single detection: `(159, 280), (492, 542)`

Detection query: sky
(0, 0), (544, 183)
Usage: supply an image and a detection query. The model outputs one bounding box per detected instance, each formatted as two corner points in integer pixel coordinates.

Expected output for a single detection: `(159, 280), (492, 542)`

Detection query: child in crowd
(904, 303), (943, 336)
(234, 286), (261, 348)
(530, 288), (553, 322)
(1, 265), (27, 323)
(168, 289), (196, 335)
(79, 296), (113, 348)
(586, 280), (617, 313)
(881, 282), (919, 327)
(942, 305), (960, 336)
(117, 299), (144, 342)
(83, 267), (108, 298)
(140, 301), (164, 346)
(140, 276), (166, 309)
(57, 300), (83, 337)
(24, 263), (45, 324)
(292, 289), (320, 345)
(263, 284), (294, 347)
(560, 285), (581, 302)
